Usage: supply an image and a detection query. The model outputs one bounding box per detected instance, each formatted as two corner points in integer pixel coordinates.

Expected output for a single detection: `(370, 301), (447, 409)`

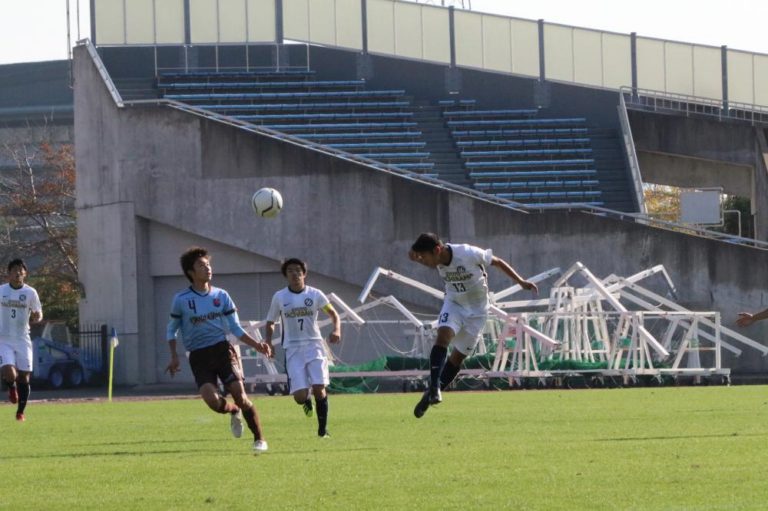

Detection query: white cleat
(230, 410), (243, 439)
(253, 440), (268, 454)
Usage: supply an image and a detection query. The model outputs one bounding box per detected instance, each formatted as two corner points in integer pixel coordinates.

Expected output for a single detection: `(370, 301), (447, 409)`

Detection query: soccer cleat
(318, 430), (331, 439)
(16, 412), (25, 422)
(413, 390), (431, 418)
(230, 410), (243, 438)
(428, 387), (442, 405)
(302, 399), (314, 418)
(8, 386), (18, 404)
(252, 440), (268, 454)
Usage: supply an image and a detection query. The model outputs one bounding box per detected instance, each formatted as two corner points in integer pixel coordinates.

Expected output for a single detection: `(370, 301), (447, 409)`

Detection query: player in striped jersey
(0, 259), (43, 422)
(165, 247), (272, 454)
(408, 233), (537, 418)
(264, 258), (341, 438)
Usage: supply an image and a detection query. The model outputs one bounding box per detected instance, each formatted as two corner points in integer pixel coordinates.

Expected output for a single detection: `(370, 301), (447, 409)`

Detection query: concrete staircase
(589, 127), (636, 212)
(412, 101), (468, 185)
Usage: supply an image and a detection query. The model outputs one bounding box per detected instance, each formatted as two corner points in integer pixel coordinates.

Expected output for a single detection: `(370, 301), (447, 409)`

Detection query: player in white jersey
(265, 258), (341, 438)
(0, 259), (43, 421)
(407, 233), (537, 418)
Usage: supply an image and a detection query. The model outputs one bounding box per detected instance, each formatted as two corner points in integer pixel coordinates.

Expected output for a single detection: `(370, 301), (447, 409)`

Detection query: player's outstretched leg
(413, 390), (431, 418)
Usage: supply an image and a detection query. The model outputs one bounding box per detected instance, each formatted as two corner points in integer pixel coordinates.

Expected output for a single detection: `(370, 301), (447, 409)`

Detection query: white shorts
(0, 341), (33, 372)
(437, 301), (489, 356)
(285, 343), (329, 393)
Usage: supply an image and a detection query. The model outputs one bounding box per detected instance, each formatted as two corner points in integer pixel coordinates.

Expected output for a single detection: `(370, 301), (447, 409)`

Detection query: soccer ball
(251, 188), (283, 218)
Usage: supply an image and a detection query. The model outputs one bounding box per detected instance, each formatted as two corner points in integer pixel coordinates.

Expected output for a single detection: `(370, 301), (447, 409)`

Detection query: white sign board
(680, 190), (721, 225)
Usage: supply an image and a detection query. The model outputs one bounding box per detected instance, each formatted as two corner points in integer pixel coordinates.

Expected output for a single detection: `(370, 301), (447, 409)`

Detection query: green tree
(719, 195), (753, 238)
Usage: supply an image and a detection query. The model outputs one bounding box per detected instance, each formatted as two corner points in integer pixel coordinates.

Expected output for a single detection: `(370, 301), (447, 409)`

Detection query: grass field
(2, 385), (768, 510)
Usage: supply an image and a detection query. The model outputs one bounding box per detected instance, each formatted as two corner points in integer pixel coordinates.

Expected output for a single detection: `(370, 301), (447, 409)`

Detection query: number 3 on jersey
(439, 312), (449, 324)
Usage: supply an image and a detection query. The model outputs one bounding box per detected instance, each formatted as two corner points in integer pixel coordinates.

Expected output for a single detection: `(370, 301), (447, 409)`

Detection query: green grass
(2, 386), (768, 510)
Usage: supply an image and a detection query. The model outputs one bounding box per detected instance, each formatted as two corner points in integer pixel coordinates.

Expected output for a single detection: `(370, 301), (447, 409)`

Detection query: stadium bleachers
(157, 71), (633, 209)
(158, 70), (431, 173)
(439, 104), (605, 207)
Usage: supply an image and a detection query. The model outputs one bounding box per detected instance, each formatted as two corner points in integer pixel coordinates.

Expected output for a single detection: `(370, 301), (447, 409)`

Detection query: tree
(0, 140), (80, 327)
(718, 195), (753, 239)
(643, 184), (681, 222)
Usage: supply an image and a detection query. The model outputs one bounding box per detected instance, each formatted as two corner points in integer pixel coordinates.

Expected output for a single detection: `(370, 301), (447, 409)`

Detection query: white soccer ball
(251, 187), (283, 218)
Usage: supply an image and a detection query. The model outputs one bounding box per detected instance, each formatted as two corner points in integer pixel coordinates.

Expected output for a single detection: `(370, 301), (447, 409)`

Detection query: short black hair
(281, 258), (307, 276)
(180, 247), (209, 283)
(8, 258), (27, 273)
(411, 232), (442, 253)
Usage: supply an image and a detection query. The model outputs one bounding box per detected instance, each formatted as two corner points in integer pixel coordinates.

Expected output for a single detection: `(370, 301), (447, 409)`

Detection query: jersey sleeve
(30, 288), (43, 313)
(481, 247), (493, 266)
(467, 245), (493, 267)
(315, 289), (330, 311)
(166, 295), (182, 341)
(266, 292), (281, 323)
(221, 291), (246, 338)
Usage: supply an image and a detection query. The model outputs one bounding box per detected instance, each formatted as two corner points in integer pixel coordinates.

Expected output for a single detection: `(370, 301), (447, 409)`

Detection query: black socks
(316, 396), (329, 436)
(429, 345), (448, 390)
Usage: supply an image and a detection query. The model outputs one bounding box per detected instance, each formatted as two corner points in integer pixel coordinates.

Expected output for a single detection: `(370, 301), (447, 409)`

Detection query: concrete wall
(629, 111), (768, 240)
(74, 46), (768, 384)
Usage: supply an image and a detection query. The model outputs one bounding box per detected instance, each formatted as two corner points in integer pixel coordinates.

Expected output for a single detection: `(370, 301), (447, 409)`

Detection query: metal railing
(80, 39), (124, 107)
(618, 91), (647, 214)
(623, 87), (768, 127)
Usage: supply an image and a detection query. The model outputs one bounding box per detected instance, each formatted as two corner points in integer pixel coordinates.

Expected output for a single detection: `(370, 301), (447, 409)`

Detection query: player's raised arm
(737, 308), (768, 327)
(491, 256), (538, 294)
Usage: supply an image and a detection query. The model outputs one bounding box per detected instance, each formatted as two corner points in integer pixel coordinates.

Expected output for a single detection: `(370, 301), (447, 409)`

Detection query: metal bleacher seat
(234, 112), (413, 122)
(160, 80), (364, 91)
(460, 148), (593, 159)
(164, 90), (406, 103)
(443, 108), (539, 119)
(194, 101), (410, 113)
(157, 69), (315, 84)
(327, 142), (425, 150)
(447, 117), (587, 128)
(468, 169), (597, 179)
(474, 179), (600, 191)
(452, 127), (590, 139)
(456, 137), (591, 148)
(298, 131), (422, 140)
(466, 158), (594, 169)
(262, 122), (418, 132)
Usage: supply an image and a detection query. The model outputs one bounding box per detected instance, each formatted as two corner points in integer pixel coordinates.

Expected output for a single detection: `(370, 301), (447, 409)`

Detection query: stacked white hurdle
(490, 262), (768, 386)
(235, 262), (767, 391)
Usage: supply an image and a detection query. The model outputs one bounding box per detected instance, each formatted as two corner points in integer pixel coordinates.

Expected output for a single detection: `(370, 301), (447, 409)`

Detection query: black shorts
(188, 341), (243, 389)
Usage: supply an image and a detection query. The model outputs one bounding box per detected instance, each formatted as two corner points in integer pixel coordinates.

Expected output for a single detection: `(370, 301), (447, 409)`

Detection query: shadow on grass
(2, 445), (380, 460)
(595, 432), (768, 442)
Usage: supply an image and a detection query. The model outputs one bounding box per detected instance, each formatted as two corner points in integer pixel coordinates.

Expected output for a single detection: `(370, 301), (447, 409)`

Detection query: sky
(0, 0), (767, 66)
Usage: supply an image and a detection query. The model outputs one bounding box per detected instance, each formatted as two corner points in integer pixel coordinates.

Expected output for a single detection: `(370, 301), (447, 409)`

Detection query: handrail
(622, 86), (768, 127)
(617, 92), (647, 214)
(79, 39), (124, 108)
(535, 203), (768, 250)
